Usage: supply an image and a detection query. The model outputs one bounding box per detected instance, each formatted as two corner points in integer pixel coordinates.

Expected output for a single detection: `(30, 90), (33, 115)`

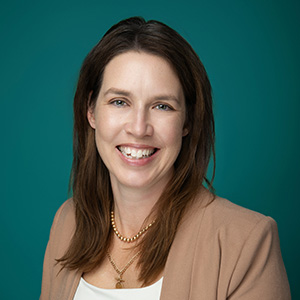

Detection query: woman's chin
(112, 176), (154, 190)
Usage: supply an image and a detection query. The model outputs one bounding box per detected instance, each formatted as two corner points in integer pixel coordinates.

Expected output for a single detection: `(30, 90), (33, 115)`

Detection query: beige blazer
(40, 191), (291, 299)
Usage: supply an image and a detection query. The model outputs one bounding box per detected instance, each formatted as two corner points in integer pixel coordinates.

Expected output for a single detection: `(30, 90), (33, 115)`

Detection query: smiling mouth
(117, 146), (158, 159)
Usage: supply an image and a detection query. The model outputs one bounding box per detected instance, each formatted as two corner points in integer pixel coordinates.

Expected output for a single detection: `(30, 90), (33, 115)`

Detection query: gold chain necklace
(107, 251), (141, 288)
(111, 211), (155, 243)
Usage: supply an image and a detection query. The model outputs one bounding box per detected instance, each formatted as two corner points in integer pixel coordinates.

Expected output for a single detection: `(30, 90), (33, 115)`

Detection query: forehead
(100, 51), (184, 100)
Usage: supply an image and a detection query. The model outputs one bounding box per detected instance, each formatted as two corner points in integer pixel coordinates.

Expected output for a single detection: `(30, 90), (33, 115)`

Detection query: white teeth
(131, 149), (137, 157)
(137, 150), (143, 158)
(118, 146), (155, 159)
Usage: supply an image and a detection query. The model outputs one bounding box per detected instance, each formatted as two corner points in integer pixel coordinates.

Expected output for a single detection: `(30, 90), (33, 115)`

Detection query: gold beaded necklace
(111, 211), (156, 243)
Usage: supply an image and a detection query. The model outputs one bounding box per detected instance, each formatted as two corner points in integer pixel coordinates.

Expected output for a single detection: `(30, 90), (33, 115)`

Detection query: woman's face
(88, 51), (187, 191)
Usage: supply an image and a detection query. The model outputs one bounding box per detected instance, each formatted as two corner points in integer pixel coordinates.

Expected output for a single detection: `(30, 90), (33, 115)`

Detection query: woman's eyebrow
(104, 87), (132, 97)
(152, 95), (180, 103)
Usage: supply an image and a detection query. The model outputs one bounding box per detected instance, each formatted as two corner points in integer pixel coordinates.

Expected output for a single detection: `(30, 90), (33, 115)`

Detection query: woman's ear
(182, 127), (189, 137)
(87, 107), (96, 129)
(87, 91), (96, 129)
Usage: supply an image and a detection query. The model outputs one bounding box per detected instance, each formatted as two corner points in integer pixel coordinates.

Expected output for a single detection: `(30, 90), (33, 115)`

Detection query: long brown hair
(58, 16), (215, 285)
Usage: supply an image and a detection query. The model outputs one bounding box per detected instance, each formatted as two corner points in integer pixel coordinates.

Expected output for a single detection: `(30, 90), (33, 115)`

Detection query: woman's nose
(124, 109), (154, 138)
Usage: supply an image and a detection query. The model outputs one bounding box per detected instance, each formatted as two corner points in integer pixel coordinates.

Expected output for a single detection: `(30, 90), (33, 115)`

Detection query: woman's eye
(111, 99), (127, 107)
(155, 104), (172, 111)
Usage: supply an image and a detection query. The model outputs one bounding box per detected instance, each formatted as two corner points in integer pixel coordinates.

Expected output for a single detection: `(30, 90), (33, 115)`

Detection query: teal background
(1, 0), (299, 298)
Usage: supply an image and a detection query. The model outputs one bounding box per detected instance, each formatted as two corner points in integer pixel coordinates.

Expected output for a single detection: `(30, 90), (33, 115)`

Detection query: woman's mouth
(117, 146), (158, 159)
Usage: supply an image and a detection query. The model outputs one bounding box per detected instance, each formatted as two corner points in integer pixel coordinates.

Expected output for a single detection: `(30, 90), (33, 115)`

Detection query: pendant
(116, 277), (124, 289)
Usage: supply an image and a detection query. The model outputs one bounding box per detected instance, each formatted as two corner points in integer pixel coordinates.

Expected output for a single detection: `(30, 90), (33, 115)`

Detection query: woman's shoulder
(47, 199), (76, 254)
(213, 195), (276, 229)
(52, 198), (75, 229)
(207, 195), (273, 225)
(186, 189), (278, 241)
(167, 194), (290, 299)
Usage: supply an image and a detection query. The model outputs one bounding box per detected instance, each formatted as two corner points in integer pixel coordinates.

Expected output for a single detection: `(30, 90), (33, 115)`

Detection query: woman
(40, 17), (290, 299)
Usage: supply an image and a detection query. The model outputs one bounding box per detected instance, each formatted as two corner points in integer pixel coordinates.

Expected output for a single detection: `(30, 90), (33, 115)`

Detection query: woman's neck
(109, 176), (168, 238)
